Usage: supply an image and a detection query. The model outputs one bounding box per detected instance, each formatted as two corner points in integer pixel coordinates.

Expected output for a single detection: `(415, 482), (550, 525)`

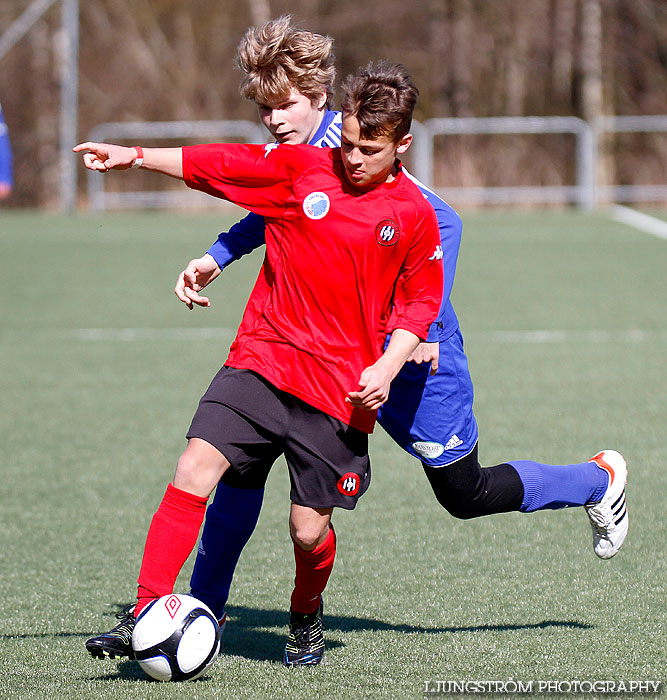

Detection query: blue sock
(189, 483), (264, 619)
(511, 458), (608, 512)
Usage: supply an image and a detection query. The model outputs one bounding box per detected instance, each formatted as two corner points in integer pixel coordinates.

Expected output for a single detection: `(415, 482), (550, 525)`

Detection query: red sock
(135, 483), (208, 617)
(290, 525), (336, 614)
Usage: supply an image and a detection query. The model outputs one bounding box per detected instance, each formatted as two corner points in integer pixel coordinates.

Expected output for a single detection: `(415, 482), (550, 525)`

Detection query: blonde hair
(237, 15), (335, 106)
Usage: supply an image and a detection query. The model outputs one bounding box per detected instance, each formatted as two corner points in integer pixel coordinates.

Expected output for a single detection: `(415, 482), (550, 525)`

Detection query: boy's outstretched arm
(73, 143), (183, 179)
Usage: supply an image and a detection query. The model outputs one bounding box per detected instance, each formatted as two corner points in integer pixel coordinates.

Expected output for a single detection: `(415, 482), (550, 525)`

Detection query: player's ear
(314, 91), (328, 110)
(395, 133), (413, 155)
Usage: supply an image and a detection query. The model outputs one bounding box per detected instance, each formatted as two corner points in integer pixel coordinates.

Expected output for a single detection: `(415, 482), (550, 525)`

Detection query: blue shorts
(377, 329), (478, 467)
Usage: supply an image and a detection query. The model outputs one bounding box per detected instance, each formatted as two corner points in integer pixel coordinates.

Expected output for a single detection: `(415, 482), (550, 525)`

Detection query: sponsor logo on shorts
(337, 472), (360, 496)
(303, 191), (330, 219)
(412, 441), (445, 458)
(164, 594), (182, 619)
(375, 218), (400, 246)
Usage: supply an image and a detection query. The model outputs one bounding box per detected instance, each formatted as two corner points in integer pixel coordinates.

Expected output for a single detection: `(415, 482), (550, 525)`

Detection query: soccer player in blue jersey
(175, 16), (628, 621)
(86, 15), (628, 663)
(0, 101), (13, 200)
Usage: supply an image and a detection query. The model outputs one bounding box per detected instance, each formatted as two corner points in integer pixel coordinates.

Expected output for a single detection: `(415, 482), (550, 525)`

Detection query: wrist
(373, 354), (402, 382)
(131, 146), (144, 169)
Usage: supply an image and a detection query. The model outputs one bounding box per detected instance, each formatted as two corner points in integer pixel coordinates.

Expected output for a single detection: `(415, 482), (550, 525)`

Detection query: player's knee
(423, 457), (523, 520)
(173, 440), (227, 497)
(426, 481), (480, 519)
(289, 520), (327, 551)
(290, 525), (320, 551)
(439, 494), (483, 520)
(176, 449), (199, 479)
(423, 456), (483, 519)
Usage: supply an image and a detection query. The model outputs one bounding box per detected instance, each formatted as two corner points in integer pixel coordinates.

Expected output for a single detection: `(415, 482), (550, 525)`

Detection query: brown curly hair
(341, 61), (418, 143)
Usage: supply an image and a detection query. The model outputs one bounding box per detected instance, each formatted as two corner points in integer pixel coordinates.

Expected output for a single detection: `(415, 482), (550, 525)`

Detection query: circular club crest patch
(303, 191), (330, 220)
(375, 218), (400, 246)
(337, 472), (360, 496)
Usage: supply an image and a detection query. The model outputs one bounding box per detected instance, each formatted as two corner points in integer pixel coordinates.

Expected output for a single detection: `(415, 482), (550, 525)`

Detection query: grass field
(0, 209), (665, 700)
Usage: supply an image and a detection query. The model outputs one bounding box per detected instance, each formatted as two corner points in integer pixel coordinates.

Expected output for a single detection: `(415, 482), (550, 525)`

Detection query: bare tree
(248, 0), (270, 27)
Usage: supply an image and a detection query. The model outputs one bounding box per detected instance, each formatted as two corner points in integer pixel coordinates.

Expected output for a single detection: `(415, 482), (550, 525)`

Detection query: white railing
(84, 115), (667, 211)
(593, 115), (667, 205)
(85, 120), (265, 211)
(412, 116), (595, 210)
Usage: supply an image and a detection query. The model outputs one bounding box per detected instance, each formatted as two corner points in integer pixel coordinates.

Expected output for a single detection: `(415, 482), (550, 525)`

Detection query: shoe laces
(109, 605), (136, 639)
(290, 618), (321, 647)
(590, 519), (613, 542)
(587, 502), (613, 529)
(115, 603), (136, 621)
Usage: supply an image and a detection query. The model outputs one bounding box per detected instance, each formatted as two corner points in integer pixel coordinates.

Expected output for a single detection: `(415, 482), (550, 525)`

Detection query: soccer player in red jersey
(75, 61), (444, 666)
(172, 20), (628, 648)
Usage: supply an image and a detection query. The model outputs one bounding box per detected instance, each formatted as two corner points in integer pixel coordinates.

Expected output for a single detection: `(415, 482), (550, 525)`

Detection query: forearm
(375, 328), (421, 380)
(346, 328), (420, 410)
(73, 142), (183, 179)
(206, 212), (267, 271)
(138, 147), (183, 179)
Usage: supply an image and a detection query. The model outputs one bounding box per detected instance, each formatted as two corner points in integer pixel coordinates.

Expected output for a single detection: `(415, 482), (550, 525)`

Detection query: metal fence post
(59, 0), (79, 213)
(409, 120), (433, 189)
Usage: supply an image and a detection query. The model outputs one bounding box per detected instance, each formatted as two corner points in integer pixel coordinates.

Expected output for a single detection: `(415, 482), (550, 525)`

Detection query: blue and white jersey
(0, 102), (13, 187)
(403, 171), (461, 341)
(309, 110), (342, 148)
(206, 109), (460, 342)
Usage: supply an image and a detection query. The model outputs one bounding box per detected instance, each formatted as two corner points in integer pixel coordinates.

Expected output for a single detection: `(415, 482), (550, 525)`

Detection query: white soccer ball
(131, 594), (221, 682)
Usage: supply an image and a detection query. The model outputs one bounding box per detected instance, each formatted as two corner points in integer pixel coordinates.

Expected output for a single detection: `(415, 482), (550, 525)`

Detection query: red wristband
(131, 146), (144, 169)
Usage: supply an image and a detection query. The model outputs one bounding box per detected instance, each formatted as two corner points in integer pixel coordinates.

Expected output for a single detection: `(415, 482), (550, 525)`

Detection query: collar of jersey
(308, 109), (340, 145)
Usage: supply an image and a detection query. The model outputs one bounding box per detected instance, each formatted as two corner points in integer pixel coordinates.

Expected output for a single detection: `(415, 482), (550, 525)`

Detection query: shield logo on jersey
(375, 218), (400, 246)
(337, 472), (360, 496)
(303, 191), (330, 220)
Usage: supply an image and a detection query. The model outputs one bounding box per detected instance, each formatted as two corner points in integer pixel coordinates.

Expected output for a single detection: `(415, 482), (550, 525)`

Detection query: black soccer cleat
(85, 604), (136, 660)
(283, 601), (325, 667)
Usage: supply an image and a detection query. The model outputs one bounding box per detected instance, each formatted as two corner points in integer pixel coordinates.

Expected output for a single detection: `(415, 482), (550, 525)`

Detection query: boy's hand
(73, 142), (137, 172)
(346, 363), (393, 410)
(408, 341), (439, 375)
(347, 328), (422, 410)
(174, 254), (221, 309)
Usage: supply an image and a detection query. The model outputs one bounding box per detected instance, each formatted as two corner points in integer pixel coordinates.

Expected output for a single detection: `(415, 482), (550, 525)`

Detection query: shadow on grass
(2, 603), (593, 681)
(86, 613), (593, 682)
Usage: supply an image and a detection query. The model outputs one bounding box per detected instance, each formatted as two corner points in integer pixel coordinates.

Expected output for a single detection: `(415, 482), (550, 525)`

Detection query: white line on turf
(467, 329), (667, 343)
(71, 327), (236, 341)
(36, 328), (667, 343)
(610, 205), (667, 240)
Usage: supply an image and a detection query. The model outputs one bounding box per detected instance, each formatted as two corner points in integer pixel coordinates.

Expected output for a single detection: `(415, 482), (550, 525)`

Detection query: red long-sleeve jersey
(183, 143), (443, 432)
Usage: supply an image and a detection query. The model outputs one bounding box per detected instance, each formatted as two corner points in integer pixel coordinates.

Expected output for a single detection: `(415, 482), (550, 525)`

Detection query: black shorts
(186, 367), (370, 510)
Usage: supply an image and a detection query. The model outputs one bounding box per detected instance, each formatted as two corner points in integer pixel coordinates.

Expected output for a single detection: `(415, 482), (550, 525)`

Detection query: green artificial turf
(0, 209), (664, 699)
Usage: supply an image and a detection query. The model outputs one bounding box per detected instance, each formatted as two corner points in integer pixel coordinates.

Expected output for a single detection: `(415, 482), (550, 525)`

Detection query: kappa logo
(375, 218), (400, 246)
(429, 245), (444, 260)
(264, 143), (279, 158)
(303, 191), (330, 220)
(164, 594), (182, 619)
(337, 472), (360, 496)
(412, 441), (445, 458)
